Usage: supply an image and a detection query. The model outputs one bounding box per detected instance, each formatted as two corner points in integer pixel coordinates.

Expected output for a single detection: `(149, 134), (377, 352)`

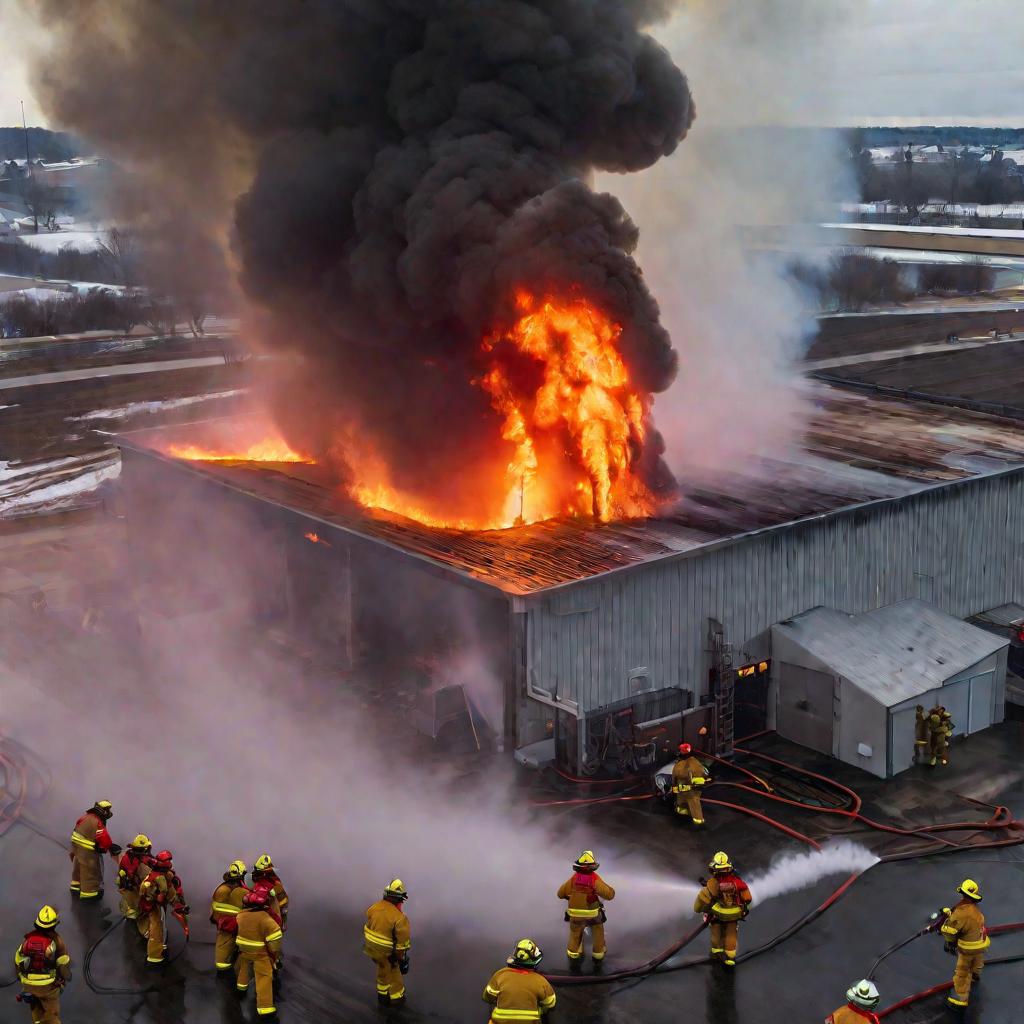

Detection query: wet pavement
(1, 718), (1022, 1024)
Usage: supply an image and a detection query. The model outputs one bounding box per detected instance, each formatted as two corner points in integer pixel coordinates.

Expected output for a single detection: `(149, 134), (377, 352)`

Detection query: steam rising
(24, 0), (696, 513)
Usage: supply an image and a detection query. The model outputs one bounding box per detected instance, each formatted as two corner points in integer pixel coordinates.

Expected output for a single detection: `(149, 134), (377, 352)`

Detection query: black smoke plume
(26, 0), (694, 515)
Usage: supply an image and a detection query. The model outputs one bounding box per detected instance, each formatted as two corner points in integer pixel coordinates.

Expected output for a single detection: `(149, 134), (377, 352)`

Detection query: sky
(0, 0), (1022, 130)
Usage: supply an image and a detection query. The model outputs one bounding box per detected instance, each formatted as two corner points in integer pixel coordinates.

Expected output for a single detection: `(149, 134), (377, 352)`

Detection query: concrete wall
(525, 467), (1024, 714)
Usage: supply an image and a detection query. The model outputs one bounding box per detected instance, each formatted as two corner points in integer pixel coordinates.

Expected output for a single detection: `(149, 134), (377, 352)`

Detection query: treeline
(0, 127), (81, 163)
(857, 126), (1024, 149)
(791, 250), (996, 313)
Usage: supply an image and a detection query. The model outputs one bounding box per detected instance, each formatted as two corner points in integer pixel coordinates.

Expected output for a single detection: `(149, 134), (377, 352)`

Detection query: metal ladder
(710, 624), (735, 757)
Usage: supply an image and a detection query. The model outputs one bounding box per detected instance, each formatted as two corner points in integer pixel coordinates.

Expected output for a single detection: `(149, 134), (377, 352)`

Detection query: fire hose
(541, 737), (1024, 995)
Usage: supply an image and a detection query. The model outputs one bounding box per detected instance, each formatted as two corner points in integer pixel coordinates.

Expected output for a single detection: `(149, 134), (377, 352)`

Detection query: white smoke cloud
(600, 1), (859, 485)
(746, 841), (879, 903)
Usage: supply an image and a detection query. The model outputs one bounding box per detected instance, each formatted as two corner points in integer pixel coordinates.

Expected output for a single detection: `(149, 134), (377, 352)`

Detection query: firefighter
(363, 879), (411, 1007)
(210, 860), (250, 973)
(927, 712), (945, 767)
(252, 854), (289, 930)
(69, 800), (121, 901)
(234, 887), (283, 1018)
(694, 851), (752, 967)
(137, 850), (189, 965)
(671, 742), (710, 826)
(938, 709), (954, 766)
(13, 905), (71, 1024)
(826, 979), (881, 1023)
(557, 850), (616, 965)
(117, 834), (154, 930)
(913, 705), (929, 765)
(938, 878), (989, 1009)
(482, 939), (556, 1023)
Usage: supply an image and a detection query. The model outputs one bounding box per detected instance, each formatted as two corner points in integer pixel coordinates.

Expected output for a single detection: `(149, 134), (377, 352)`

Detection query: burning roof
(113, 383), (1024, 597)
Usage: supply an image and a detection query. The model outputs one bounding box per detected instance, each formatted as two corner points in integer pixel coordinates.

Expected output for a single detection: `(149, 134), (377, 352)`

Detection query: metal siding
(528, 469), (1024, 712)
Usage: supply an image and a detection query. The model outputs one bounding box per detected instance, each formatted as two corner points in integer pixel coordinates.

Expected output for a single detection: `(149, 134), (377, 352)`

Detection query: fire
(165, 437), (313, 464)
(304, 531), (331, 547)
(345, 288), (659, 529)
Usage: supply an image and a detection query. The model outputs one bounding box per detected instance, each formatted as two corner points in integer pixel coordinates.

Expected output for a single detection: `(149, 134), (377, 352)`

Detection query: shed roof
(774, 599), (1008, 706)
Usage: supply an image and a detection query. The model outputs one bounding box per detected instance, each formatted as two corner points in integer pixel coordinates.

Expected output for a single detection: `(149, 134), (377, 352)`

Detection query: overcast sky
(1, 0), (1021, 130)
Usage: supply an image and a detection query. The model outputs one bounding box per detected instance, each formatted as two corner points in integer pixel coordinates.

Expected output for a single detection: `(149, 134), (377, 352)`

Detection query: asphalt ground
(1, 650), (1021, 1024)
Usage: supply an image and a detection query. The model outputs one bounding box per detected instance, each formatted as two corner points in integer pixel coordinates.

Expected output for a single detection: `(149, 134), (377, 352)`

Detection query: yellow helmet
(709, 851), (733, 873)
(958, 878), (982, 901)
(384, 878), (409, 902)
(573, 850), (599, 871)
(255, 854), (274, 872)
(227, 860), (247, 880)
(129, 834), (152, 851)
(507, 938), (543, 968)
(35, 905), (59, 930)
(94, 800), (113, 817)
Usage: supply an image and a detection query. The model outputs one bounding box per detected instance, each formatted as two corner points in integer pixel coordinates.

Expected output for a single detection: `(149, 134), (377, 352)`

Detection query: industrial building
(113, 381), (1024, 775)
(771, 600), (1007, 779)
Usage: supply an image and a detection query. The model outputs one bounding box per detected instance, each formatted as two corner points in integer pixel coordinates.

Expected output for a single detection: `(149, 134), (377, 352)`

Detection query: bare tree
(98, 227), (141, 290)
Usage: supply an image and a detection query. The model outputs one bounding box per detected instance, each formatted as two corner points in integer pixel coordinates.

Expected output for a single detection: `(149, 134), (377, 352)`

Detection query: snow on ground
(0, 452), (120, 518)
(13, 225), (108, 253)
(68, 388), (245, 422)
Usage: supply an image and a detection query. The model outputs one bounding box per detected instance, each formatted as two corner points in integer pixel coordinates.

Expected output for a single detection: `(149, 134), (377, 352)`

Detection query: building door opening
(734, 660), (770, 740)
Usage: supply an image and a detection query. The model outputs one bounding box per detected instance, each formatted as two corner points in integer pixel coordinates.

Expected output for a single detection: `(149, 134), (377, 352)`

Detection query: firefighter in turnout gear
(927, 712), (945, 767)
(137, 850), (188, 965)
(117, 834), (154, 929)
(939, 878), (989, 1008)
(14, 906), (71, 1024)
(694, 851), (752, 967)
(482, 939), (556, 1023)
(252, 854), (289, 930)
(364, 879), (411, 1006)
(913, 706), (929, 764)
(938, 709), (954, 766)
(234, 887), (283, 1018)
(69, 800), (120, 901)
(671, 743), (710, 826)
(826, 979), (881, 1023)
(210, 860), (250, 972)
(557, 850), (616, 964)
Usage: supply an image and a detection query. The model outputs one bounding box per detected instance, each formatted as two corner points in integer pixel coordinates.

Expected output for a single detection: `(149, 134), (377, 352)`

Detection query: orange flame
(165, 437), (314, 464)
(304, 531), (331, 547)
(345, 289), (658, 529)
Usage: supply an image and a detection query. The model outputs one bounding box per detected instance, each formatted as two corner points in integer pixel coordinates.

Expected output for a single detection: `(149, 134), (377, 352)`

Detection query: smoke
(745, 841), (879, 903)
(602, 1), (858, 484)
(623, 840), (878, 906)
(23, 0), (696, 516)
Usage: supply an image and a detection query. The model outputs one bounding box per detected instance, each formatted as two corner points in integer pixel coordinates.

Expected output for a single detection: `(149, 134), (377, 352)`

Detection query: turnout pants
(365, 945), (405, 1002)
(71, 848), (102, 899)
(709, 921), (739, 962)
(567, 920), (607, 960)
(236, 951), (276, 1016)
(675, 790), (704, 823)
(215, 928), (237, 970)
(951, 950), (983, 1005)
(143, 907), (166, 963)
(119, 889), (139, 920)
(20, 982), (62, 1024)
(912, 740), (927, 764)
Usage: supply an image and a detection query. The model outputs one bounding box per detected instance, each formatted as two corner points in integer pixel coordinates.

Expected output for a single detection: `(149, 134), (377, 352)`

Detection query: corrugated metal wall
(526, 469), (1024, 713)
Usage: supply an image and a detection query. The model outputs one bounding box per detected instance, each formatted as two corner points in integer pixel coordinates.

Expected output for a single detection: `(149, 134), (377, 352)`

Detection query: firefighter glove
(109, 844), (123, 856)
(943, 940), (957, 956)
(399, 955), (410, 975)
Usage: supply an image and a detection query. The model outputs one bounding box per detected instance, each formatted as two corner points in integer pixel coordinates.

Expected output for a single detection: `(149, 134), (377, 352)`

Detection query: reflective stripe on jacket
(364, 899), (411, 952)
(557, 872), (615, 920)
(483, 966), (556, 1020)
(210, 881), (249, 926)
(940, 900), (990, 953)
(14, 931), (71, 987)
(694, 874), (752, 922)
(235, 909), (282, 956)
(672, 756), (709, 793)
(71, 811), (112, 852)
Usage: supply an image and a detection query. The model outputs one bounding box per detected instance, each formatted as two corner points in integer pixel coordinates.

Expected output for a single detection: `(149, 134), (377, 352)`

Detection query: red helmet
(678, 742), (692, 756)
(154, 850), (173, 870)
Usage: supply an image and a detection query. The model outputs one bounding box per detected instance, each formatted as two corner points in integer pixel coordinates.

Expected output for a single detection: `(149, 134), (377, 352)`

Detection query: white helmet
(846, 979), (880, 1009)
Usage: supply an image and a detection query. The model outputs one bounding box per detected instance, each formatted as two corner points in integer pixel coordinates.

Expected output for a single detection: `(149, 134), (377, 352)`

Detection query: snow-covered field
(12, 225), (108, 254)
(68, 388), (244, 422)
(0, 452), (120, 518)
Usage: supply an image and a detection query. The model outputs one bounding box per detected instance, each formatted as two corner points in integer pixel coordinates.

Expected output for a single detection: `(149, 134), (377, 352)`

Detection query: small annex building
(770, 599), (1008, 778)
